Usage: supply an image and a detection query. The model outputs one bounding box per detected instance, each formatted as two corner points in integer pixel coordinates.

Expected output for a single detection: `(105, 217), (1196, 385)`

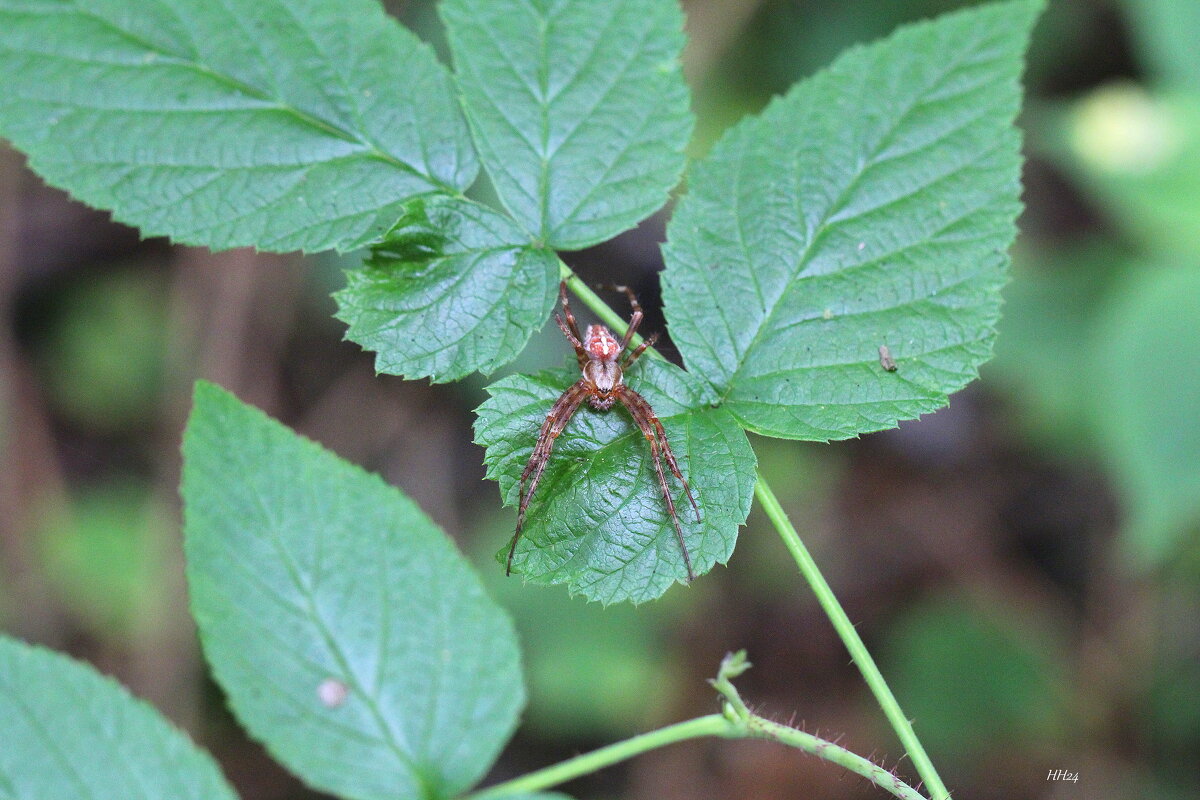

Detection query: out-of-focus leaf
(1122, 0), (1200, 89)
(37, 268), (165, 431)
(477, 533), (674, 737)
(439, 0), (692, 249)
(36, 482), (171, 641)
(0, 0), (475, 252)
(1063, 86), (1200, 260)
(882, 595), (1068, 766)
(335, 195), (558, 381)
(986, 245), (1123, 456)
(182, 382), (524, 800)
(662, 0), (1039, 440)
(1091, 264), (1200, 566)
(0, 635), (238, 800)
(475, 358), (756, 604)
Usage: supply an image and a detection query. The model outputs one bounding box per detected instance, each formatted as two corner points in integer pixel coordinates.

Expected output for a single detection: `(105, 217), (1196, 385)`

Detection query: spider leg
(510, 380), (590, 576)
(602, 284), (644, 353)
(622, 332), (659, 370)
(555, 313), (588, 368)
(559, 281), (586, 340)
(620, 386), (700, 521)
(648, 412), (701, 522)
(616, 385), (698, 581)
(558, 281), (588, 368)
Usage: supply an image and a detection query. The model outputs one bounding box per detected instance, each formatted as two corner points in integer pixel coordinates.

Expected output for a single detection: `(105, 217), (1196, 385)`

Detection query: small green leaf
(0, 635), (238, 800)
(475, 358), (756, 605)
(662, 0), (1039, 440)
(439, 0), (693, 249)
(0, 0), (476, 253)
(335, 195), (559, 381)
(182, 382), (523, 800)
(1091, 264), (1200, 566)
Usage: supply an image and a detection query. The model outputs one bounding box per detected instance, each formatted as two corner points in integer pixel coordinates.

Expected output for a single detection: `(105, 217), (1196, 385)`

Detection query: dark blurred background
(3, 1), (1199, 799)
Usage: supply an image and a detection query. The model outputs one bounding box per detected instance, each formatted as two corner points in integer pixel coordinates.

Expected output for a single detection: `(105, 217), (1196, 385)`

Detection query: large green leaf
(0, 635), (238, 800)
(335, 195), (558, 381)
(662, 0), (1039, 440)
(439, 0), (692, 250)
(475, 358), (756, 605)
(1091, 264), (1200, 566)
(182, 382), (523, 800)
(0, 0), (476, 253)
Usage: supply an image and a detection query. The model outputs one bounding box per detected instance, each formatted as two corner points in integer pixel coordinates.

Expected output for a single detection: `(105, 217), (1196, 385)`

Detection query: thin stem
(559, 272), (950, 800)
(464, 653), (929, 800)
(464, 715), (729, 799)
(754, 477), (950, 800)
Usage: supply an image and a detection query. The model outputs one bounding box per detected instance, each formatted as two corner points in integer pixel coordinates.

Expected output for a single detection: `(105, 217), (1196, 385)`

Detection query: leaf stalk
(463, 651), (929, 800)
(753, 477), (951, 800)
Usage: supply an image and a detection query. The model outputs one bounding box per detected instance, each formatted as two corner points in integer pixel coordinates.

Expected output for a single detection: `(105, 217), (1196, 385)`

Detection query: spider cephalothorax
(507, 281), (702, 580)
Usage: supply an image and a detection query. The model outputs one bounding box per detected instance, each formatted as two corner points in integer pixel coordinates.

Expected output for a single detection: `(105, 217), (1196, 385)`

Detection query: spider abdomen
(584, 324), (621, 362)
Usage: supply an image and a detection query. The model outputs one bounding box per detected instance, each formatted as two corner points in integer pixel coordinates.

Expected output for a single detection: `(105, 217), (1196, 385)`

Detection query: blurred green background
(2, 1), (1199, 799)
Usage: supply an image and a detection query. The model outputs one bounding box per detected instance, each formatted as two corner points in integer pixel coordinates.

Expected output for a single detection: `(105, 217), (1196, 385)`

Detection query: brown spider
(507, 281), (701, 581)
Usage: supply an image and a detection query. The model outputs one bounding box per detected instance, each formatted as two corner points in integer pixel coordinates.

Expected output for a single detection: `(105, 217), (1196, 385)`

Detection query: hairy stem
(754, 479), (950, 800)
(463, 653), (928, 800)
(559, 270), (949, 800)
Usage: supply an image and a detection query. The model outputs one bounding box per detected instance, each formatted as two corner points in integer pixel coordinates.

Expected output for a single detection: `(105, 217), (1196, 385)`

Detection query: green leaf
(662, 0), (1039, 440)
(1091, 264), (1200, 566)
(0, 635), (238, 800)
(439, 0), (693, 249)
(182, 382), (523, 800)
(0, 0), (476, 253)
(335, 195), (559, 381)
(474, 358), (756, 604)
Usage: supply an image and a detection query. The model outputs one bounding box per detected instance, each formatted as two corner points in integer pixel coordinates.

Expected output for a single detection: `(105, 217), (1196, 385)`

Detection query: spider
(507, 281), (701, 581)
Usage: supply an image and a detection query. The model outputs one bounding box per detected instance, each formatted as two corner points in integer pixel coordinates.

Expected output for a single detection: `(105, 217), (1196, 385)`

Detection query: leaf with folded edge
(0, 0), (476, 253)
(662, 0), (1040, 440)
(475, 357), (756, 605)
(440, 0), (692, 250)
(335, 195), (559, 382)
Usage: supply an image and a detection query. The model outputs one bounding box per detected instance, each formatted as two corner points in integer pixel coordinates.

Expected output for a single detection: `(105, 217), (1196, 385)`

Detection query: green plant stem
(464, 715), (727, 799)
(754, 477), (950, 800)
(463, 716), (929, 800)
(559, 271), (949, 800)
